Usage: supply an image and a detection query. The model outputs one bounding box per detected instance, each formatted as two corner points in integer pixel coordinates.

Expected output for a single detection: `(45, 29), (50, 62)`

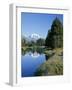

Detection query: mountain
(22, 33), (41, 42)
(29, 33), (40, 41)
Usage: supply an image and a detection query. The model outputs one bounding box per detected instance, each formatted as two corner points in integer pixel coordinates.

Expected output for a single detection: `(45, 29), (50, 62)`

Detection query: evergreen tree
(36, 38), (45, 46)
(45, 17), (63, 49)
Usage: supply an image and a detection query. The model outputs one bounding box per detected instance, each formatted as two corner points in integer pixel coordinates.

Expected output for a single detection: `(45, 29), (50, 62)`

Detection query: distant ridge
(22, 33), (41, 42)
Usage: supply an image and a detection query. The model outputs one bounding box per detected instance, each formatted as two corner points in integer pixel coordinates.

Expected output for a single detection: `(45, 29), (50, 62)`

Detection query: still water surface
(21, 52), (48, 77)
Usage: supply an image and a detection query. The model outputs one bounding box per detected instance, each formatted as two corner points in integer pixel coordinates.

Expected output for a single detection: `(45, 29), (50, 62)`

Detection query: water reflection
(21, 47), (49, 77)
(21, 52), (47, 77)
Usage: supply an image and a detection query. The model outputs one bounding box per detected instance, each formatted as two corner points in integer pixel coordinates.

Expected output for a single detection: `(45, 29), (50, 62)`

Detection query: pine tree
(45, 17), (63, 49)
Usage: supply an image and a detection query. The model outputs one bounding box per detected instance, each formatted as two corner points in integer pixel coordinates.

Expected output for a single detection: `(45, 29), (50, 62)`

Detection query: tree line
(21, 37), (45, 47)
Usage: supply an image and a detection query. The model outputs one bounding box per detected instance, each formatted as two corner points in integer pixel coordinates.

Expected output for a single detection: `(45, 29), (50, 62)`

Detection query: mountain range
(23, 33), (41, 42)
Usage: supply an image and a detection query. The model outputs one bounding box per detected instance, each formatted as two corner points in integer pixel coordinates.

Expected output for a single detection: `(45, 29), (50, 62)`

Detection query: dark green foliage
(45, 17), (63, 49)
(36, 38), (45, 46)
(28, 41), (36, 47)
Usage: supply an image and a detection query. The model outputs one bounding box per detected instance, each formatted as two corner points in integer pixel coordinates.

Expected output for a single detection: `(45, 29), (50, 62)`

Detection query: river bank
(35, 48), (63, 76)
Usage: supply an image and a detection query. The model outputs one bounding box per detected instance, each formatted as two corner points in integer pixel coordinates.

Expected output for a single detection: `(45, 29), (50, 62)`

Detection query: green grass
(35, 59), (63, 76)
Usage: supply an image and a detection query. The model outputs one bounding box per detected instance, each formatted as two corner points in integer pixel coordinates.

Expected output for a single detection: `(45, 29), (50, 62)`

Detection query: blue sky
(21, 12), (63, 39)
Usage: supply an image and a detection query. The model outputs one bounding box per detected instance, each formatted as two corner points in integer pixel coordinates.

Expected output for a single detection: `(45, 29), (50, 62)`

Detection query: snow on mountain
(24, 33), (41, 42)
(30, 33), (40, 40)
(31, 33), (40, 39)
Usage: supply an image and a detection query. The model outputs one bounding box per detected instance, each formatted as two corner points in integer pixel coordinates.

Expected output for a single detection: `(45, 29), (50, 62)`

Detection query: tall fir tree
(45, 17), (63, 49)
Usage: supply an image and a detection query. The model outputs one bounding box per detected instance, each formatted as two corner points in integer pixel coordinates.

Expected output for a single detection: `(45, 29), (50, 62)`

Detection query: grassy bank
(35, 48), (63, 76)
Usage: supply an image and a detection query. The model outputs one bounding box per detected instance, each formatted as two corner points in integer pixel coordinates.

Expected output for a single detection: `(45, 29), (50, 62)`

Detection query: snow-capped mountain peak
(31, 33), (40, 40)
(22, 33), (41, 42)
